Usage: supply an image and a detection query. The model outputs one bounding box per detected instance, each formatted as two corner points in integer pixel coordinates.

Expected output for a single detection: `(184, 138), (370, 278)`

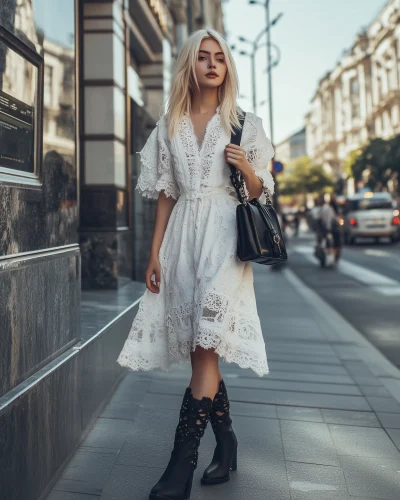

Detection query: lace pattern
(136, 117), (180, 200)
(117, 110), (271, 378)
(210, 380), (232, 433)
(242, 113), (275, 198)
(174, 388), (212, 469)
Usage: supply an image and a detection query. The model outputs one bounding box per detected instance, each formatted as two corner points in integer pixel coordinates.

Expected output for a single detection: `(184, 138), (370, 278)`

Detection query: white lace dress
(117, 109), (275, 376)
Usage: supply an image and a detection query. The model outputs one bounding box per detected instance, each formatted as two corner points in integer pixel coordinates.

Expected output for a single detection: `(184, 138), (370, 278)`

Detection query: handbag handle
(228, 112), (272, 206)
(228, 114), (247, 204)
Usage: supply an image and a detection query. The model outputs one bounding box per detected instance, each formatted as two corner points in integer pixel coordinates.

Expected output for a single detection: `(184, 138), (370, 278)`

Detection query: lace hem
(117, 334), (269, 377)
(117, 301), (269, 378)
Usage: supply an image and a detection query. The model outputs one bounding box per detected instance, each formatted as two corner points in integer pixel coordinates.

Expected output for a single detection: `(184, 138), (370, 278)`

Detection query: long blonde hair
(166, 29), (242, 139)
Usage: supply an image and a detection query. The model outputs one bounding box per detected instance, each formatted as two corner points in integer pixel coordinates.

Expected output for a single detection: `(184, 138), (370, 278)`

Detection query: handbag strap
(228, 113), (247, 204)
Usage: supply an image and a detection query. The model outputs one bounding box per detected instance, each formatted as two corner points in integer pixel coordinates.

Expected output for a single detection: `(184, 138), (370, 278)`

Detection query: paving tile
(232, 415), (285, 459)
(280, 420), (339, 466)
(99, 464), (162, 500)
(47, 493), (99, 500)
(141, 392), (183, 410)
(349, 497), (392, 500)
(230, 401), (278, 419)
(365, 396), (400, 414)
(81, 418), (135, 450)
(266, 329), (324, 341)
(265, 371), (355, 385)
(358, 385), (391, 397)
(100, 401), (140, 421)
(245, 380), (360, 396)
(343, 361), (375, 377)
(53, 449), (118, 495)
(268, 344), (334, 355)
(286, 461), (349, 500)
(117, 408), (180, 468)
(268, 353), (342, 365)
(351, 376), (383, 387)
(376, 412), (400, 429)
(386, 428), (400, 452)
(329, 425), (400, 459)
(110, 379), (150, 404)
(100, 462), (290, 500)
(268, 361), (350, 376)
(340, 455), (400, 499)
(192, 458), (290, 498)
(230, 386), (370, 411)
(321, 409), (381, 428)
(276, 406), (324, 422)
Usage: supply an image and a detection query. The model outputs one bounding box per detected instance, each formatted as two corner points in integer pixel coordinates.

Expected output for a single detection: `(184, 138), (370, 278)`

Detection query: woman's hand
(145, 254), (161, 294)
(224, 144), (252, 175)
(224, 143), (264, 199)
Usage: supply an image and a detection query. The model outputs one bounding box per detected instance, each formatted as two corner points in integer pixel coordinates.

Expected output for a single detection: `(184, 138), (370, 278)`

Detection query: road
(287, 231), (400, 371)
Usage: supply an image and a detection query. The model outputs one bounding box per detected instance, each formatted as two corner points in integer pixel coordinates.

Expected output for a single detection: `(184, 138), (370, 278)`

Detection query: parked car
(343, 192), (399, 244)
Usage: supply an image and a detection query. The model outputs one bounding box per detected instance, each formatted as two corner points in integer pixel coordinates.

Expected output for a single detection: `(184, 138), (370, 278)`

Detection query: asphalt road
(287, 231), (400, 371)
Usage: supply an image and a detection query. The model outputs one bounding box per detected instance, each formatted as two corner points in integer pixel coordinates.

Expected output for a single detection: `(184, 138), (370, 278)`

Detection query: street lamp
(234, 13), (282, 114)
(249, 0), (280, 208)
(235, 43), (280, 114)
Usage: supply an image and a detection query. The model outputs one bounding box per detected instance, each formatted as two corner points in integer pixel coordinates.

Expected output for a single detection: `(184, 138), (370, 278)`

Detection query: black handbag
(228, 113), (288, 265)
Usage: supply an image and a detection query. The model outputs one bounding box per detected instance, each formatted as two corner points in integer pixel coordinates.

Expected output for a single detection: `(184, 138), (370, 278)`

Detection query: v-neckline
(188, 108), (219, 154)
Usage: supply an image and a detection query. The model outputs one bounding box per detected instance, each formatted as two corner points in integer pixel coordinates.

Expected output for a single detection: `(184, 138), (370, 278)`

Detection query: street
(288, 231), (400, 372)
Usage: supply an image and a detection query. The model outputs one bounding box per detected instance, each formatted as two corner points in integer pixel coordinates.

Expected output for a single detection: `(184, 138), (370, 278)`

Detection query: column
(79, 0), (132, 289)
(170, 0), (188, 50)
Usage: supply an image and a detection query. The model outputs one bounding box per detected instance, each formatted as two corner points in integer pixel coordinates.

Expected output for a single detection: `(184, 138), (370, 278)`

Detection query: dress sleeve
(136, 118), (180, 200)
(242, 114), (275, 200)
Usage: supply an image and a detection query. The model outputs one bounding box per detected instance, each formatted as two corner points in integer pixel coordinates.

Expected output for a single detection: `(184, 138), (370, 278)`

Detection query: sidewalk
(46, 265), (400, 500)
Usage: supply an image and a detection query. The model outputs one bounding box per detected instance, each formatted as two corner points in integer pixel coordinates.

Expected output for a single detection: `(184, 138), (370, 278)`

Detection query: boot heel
(230, 446), (238, 471)
(185, 472), (193, 499)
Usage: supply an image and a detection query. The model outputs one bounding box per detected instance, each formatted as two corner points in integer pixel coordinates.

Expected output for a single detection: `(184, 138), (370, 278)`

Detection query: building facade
(306, 0), (400, 182)
(275, 127), (306, 166)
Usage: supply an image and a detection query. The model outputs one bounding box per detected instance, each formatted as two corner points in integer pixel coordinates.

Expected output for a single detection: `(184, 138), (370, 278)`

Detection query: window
(350, 77), (360, 119)
(43, 65), (53, 107)
(0, 27), (44, 186)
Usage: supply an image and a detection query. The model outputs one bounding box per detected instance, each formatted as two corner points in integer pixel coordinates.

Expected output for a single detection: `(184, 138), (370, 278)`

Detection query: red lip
(206, 72), (219, 77)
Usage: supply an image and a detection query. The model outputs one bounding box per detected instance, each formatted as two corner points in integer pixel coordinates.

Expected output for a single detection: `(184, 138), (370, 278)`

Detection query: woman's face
(194, 38), (227, 89)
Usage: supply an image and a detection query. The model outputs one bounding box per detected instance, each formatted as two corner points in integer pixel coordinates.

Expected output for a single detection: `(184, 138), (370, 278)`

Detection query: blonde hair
(166, 29), (242, 139)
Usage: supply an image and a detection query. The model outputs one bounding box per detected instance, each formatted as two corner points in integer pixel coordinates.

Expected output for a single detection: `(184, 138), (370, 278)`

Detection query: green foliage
(350, 135), (400, 192)
(279, 156), (333, 196)
(344, 148), (362, 178)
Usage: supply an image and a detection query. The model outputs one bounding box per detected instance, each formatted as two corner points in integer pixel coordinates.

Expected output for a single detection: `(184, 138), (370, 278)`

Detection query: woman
(117, 28), (275, 500)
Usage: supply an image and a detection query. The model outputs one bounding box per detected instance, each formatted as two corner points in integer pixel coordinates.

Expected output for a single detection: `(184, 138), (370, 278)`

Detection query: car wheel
(390, 235), (398, 244)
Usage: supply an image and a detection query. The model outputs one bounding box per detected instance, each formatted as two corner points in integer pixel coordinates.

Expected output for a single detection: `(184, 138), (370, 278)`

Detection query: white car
(343, 192), (399, 244)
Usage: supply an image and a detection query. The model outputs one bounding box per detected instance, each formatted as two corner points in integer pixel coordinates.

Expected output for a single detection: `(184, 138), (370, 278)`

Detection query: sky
(32, 0), (75, 48)
(223, 0), (387, 145)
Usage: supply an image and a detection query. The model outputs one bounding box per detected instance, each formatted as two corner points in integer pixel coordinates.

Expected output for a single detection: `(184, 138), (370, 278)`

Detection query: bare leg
(189, 346), (220, 400)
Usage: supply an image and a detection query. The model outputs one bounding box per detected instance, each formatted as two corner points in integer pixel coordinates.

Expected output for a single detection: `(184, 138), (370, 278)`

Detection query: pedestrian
(316, 195), (341, 265)
(116, 29), (275, 500)
(329, 194), (343, 263)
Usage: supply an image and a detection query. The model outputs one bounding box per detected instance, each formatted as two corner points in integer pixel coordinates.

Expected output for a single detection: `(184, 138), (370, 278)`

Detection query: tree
(351, 137), (400, 193)
(279, 156), (333, 197)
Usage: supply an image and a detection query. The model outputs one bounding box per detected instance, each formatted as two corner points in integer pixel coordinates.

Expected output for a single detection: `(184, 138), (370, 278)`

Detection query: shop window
(0, 27), (44, 187)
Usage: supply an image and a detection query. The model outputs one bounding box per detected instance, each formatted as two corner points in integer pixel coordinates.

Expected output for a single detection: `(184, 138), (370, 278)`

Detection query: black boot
(149, 388), (212, 500)
(201, 379), (237, 485)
